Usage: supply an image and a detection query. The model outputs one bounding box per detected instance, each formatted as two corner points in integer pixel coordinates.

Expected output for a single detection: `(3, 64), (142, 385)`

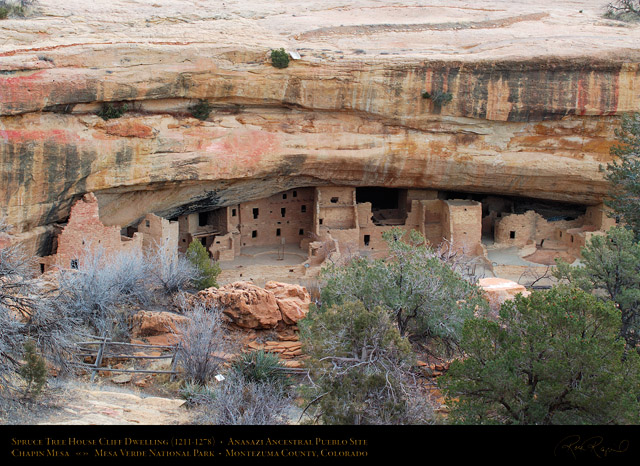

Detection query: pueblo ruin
(1, 0), (638, 286)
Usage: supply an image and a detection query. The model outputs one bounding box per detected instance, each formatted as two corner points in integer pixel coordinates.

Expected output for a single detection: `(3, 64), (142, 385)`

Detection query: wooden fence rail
(72, 334), (181, 382)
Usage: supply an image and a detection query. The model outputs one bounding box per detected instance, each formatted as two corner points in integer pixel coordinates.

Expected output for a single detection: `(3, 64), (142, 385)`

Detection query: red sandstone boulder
(195, 282), (281, 329)
(478, 278), (531, 315)
(130, 310), (189, 345)
(265, 281), (311, 325)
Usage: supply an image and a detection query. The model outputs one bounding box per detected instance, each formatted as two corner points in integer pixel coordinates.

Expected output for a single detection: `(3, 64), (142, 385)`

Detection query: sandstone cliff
(1, 1), (638, 253)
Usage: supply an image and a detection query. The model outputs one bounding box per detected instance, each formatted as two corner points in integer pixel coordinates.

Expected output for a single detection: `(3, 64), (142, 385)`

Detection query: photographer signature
(554, 435), (629, 459)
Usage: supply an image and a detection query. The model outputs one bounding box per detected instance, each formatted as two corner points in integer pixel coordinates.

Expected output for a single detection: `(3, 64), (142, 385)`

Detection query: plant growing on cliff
(299, 301), (435, 425)
(186, 240), (220, 290)
(554, 226), (640, 349)
(0, 1), (30, 19)
(422, 90), (453, 107)
(605, 0), (640, 21)
(270, 48), (290, 69)
(439, 286), (640, 425)
(96, 102), (129, 120)
(319, 228), (488, 357)
(605, 112), (640, 238)
(189, 100), (212, 121)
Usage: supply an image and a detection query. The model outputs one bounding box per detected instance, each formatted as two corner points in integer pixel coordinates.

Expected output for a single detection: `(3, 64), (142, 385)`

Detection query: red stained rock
(265, 281), (310, 325)
(194, 281), (281, 329)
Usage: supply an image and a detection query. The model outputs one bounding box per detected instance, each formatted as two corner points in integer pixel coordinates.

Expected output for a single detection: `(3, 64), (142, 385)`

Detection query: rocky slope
(1, 1), (639, 253)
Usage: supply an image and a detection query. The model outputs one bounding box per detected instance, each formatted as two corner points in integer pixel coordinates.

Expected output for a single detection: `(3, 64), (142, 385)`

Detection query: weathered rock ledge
(1, 1), (638, 253)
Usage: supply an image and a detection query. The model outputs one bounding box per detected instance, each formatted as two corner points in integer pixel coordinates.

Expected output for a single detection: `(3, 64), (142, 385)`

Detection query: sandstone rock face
(1, 1), (638, 253)
(479, 277), (531, 314)
(192, 281), (311, 329)
(195, 282), (282, 329)
(264, 281), (311, 325)
(130, 310), (189, 346)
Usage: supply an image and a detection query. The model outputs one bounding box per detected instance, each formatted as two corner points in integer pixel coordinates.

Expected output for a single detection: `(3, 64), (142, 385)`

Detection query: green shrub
(189, 100), (212, 121)
(0, 7), (8, 19)
(19, 340), (47, 398)
(605, 1), (640, 21)
(96, 102), (128, 120)
(439, 286), (640, 425)
(422, 90), (453, 107)
(186, 240), (221, 290)
(270, 48), (290, 69)
(299, 301), (435, 425)
(319, 228), (487, 356)
(231, 350), (290, 388)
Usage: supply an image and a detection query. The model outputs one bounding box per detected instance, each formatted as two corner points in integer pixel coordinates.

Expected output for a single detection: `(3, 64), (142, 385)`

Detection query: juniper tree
(299, 301), (435, 425)
(554, 226), (640, 349)
(439, 286), (640, 425)
(606, 112), (640, 238)
(319, 228), (488, 356)
(186, 240), (221, 290)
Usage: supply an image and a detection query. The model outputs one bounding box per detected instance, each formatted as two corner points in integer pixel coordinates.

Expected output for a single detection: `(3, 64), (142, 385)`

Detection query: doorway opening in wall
(356, 187), (408, 226)
(364, 234), (370, 246)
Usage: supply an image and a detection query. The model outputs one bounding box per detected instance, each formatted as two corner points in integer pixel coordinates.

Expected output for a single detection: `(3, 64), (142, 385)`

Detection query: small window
(253, 208), (259, 219)
(282, 194), (287, 200)
(299, 229), (304, 236)
(146, 220), (150, 228)
(281, 208), (286, 218)
(293, 191), (297, 198)
(70, 259), (78, 269)
(510, 231), (516, 239)
(319, 218), (323, 225)
(231, 209), (237, 217)
(252, 230), (257, 238)
(559, 231), (563, 238)
(200, 237), (206, 246)
(199, 212), (208, 227)
(40, 263), (45, 274)
(276, 228), (281, 236)
(301, 205), (306, 213)
(571, 235), (574, 243)
(364, 235), (370, 246)
(330, 197), (339, 203)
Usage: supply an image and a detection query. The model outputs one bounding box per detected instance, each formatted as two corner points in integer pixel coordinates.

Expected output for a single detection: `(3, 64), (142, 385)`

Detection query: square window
(252, 230), (257, 238)
(510, 231), (516, 239)
(299, 229), (304, 235)
(283, 194), (287, 200)
(293, 191), (297, 197)
(276, 228), (281, 236)
(232, 208), (237, 217)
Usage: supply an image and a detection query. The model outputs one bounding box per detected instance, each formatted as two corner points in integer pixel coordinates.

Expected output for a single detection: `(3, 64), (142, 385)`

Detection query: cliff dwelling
(0, 0), (636, 288)
(37, 185), (616, 287)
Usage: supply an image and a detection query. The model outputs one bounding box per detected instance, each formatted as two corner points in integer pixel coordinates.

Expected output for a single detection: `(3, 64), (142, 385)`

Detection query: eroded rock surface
(190, 281), (310, 329)
(1, 1), (638, 254)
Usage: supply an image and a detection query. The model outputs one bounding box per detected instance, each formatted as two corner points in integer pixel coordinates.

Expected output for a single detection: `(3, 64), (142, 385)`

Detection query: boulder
(265, 281), (311, 325)
(130, 310), (189, 344)
(478, 278), (531, 315)
(195, 282), (281, 329)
